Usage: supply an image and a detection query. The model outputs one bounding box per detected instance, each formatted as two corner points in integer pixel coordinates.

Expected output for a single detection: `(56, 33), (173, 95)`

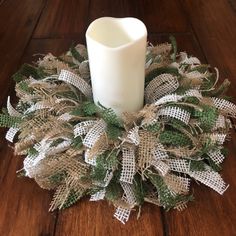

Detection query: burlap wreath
(1, 37), (235, 224)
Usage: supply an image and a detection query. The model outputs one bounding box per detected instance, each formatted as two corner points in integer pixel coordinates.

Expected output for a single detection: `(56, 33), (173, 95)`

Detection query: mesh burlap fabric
(138, 130), (156, 170)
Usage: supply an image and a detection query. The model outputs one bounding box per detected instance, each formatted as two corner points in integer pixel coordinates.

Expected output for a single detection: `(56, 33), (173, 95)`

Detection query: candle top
(86, 17), (147, 49)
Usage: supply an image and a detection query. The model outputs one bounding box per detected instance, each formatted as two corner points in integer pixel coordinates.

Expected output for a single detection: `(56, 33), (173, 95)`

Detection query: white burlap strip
(156, 106), (191, 124)
(114, 206), (131, 225)
(33, 137), (71, 158)
(152, 160), (170, 176)
(184, 89), (202, 99)
(212, 97), (236, 117)
(126, 126), (140, 145)
(207, 150), (225, 164)
(103, 170), (114, 187)
(58, 69), (92, 98)
(30, 154), (47, 169)
(168, 159), (227, 194)
(213, 115), (226, 130)
(145, 59), (153, 69)
(79, 60), (90, 79)
(90, 189), (106, 201)
(58, 113), (74, 121)
(38, 53), (72, 73)
(189, 170), (228, 195)
(32, 140), (54, 165)
(5, 127), (19, 142)
(155, 94), (183, 106)
(84, 149), (96, 166)
(152, 143), (169, 160)
(226, 119), (233, 128)
(23, 154), (37, 177)
(145, 73), (179, 103)
(25, 102), (51, 114)
(209, 133), (226, 145)
(120, 182), (137, 206)
(82, 120), (106, 148)
(7, 96), (21, 117)
(47, 140), (72, 156)
(114, 182), (137, 224)
(120, 147), (136, 184)
(74, 120), (97, 137)
(154, 90), (202, 107)
(180, 54), (201, 65)
(167, 159), (190, 173)
(26, 139), (71, 166)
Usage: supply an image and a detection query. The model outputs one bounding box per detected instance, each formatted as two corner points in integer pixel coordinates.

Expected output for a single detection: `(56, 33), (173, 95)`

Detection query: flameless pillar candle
(86, 17), (147, 116)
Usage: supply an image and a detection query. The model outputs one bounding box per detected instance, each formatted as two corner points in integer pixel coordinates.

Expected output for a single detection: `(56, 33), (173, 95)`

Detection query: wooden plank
(0, 1), (59, 235)
(0, 153), (57, 236)
(0, 0), (46, 190)
(88, 0), (190, 33)
(228, 0), (236, 11)
(33, 0), (90, 38)
(134, 0), (190, 33)
(55, 200), (163, 236)
(0, 0), (46, 106)
(1, 1), (235, 235)
(0, 0), (54, 236)
(22, 38), (75, 61)
(180, 0), (236, 79)
(0, 0), (6, 6)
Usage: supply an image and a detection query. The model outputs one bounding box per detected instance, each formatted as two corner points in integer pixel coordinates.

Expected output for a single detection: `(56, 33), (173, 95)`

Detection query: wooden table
(0, 1), (236, 235)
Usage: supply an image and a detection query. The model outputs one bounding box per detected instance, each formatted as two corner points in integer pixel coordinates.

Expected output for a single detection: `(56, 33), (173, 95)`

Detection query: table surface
(0, 0), (236, 235)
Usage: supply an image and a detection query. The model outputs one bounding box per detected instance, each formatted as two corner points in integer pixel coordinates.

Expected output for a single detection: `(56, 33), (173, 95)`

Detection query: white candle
(86, 17), (147, 116)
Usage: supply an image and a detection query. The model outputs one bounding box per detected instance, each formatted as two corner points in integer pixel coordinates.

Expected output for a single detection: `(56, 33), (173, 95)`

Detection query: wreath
(1, 37), (235, 224)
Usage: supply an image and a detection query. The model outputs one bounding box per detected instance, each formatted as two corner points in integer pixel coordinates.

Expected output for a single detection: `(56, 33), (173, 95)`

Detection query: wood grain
(33, 0), (90, 38)
(0, 1), (57, 235)
(0, 0), (236, 235)
(181, 0), (236, 78)
(0, 0), (46, 107)
(88, 0), (190, 33)
(55, 199), (164, 236)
